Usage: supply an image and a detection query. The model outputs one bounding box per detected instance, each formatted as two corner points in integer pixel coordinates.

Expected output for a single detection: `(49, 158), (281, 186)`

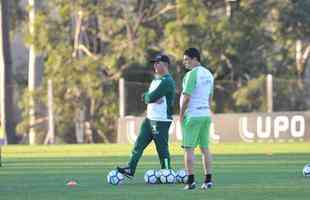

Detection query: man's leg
(153, 121), (171, 169)
(182, 116), (200, 190)
(118, 118), (152, 177)
(199, 117), (213, 189)
(184, 147), (196, 189)
(200, 147), (213, 189)
(201, 147), (212, 175)
(185, 148), (195, 175)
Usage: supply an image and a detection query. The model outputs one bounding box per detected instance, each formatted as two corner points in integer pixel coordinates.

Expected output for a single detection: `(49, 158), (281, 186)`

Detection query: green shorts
(182, 116), (211, 148)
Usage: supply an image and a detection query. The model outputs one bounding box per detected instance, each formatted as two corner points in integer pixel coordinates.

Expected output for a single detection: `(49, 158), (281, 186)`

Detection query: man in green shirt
(180, 48), (214, 190)
(117, 54), (176, 178)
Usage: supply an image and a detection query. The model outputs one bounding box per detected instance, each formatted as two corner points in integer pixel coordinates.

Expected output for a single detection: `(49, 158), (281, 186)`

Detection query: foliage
(13, 0), (310, 143)
(163, 0), (274, 112)
(271, 0), (310, 78)
(17, 0), (177, 143)
(233, 75), (266, 112)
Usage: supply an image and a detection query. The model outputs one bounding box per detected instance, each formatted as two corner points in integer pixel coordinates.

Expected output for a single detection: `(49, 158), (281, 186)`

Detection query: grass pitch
(0, 142), (309, 200)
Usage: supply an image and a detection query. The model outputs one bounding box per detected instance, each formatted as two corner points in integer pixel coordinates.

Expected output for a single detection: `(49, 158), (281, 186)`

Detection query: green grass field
(0, 142), (310, 200)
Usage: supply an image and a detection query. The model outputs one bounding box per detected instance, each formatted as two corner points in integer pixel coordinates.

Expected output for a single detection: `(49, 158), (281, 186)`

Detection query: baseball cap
(150, 54), (170, 65)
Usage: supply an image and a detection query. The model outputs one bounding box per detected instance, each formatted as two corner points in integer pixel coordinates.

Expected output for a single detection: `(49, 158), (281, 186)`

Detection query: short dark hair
(184, 48), (201, 62)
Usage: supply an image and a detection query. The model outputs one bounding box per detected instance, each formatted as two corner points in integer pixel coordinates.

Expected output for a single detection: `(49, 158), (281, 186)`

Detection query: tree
(0, 0), (15, 143)
(28, 0), (38, 144)
(275, 0), (310, 80)
(267, 0), (310, 111)
(163, 0), (273, 112)
(15, 0), (310, 143)
(17, 0), (176, 143)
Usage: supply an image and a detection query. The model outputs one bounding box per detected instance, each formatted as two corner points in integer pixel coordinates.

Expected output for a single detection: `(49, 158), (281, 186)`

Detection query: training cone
(66, 180), (77, 187)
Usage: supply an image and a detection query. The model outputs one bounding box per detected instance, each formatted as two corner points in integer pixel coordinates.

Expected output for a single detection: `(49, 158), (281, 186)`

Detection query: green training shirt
(144, 74), (176, 121)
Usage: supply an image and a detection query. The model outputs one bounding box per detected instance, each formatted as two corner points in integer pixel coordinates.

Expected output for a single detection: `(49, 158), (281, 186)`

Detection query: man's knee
(201, 148), (212, 160)
(200, 147), (210, 155)
(132, 145), (145, 156)
(185, 148), (195, 162)
(157, 148), (170, 160)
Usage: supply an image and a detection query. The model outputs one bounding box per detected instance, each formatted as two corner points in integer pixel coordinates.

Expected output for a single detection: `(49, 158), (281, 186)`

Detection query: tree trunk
(295, 39), (310, 89)
(0, 0), (15, 144)
(28, 0), (38, 144)
(73, 9), (85, 143)
(296, 39), (310, 80)
(226, 0), (240, 18)
(44, 80), (55, 144)
(72, 4), (100, 143)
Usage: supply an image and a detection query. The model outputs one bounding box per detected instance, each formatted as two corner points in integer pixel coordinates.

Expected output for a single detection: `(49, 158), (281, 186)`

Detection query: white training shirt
(180, 65), (214, 117)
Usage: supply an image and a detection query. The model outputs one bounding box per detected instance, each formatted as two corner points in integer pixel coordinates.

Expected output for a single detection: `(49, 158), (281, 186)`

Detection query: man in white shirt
(179, 48), (214, 190)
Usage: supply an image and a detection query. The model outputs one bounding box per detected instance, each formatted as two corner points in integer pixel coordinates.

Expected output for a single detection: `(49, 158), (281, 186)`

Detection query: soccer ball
(176, 169), (188, 184)
(158, 169), (176, 184)
(107, 170), (125, 185)
(144, 169), (160, 184)
(303, 164), (310, 177)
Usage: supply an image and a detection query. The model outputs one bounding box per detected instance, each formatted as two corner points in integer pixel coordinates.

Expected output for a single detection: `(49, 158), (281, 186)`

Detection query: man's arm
(179, 70), (197, 121)
(179, 94), (191, 122)
(143, 80), (169, 104)
(209, 80), (214, 114)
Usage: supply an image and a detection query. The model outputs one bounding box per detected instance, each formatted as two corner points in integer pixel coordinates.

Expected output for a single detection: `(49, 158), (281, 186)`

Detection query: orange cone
(66, 180), (77, 187)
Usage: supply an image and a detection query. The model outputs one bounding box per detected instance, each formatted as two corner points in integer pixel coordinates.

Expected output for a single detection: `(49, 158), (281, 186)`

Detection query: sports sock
(188, 174), (195, 184)
(205, 174), (212, 183)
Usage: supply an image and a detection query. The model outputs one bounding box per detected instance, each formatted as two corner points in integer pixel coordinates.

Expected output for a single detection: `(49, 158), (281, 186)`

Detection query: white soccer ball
(176, 169), (188, 184)
(107, 170), (125, 185)
(303, 164), (310, 177)
(159, 169), (176, 184)
(144, 169), (160, 184)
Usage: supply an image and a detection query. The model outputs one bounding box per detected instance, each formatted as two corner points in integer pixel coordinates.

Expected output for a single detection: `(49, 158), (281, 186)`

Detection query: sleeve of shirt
(182, 70), (197, 95)
(144, 79), (170, 104)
